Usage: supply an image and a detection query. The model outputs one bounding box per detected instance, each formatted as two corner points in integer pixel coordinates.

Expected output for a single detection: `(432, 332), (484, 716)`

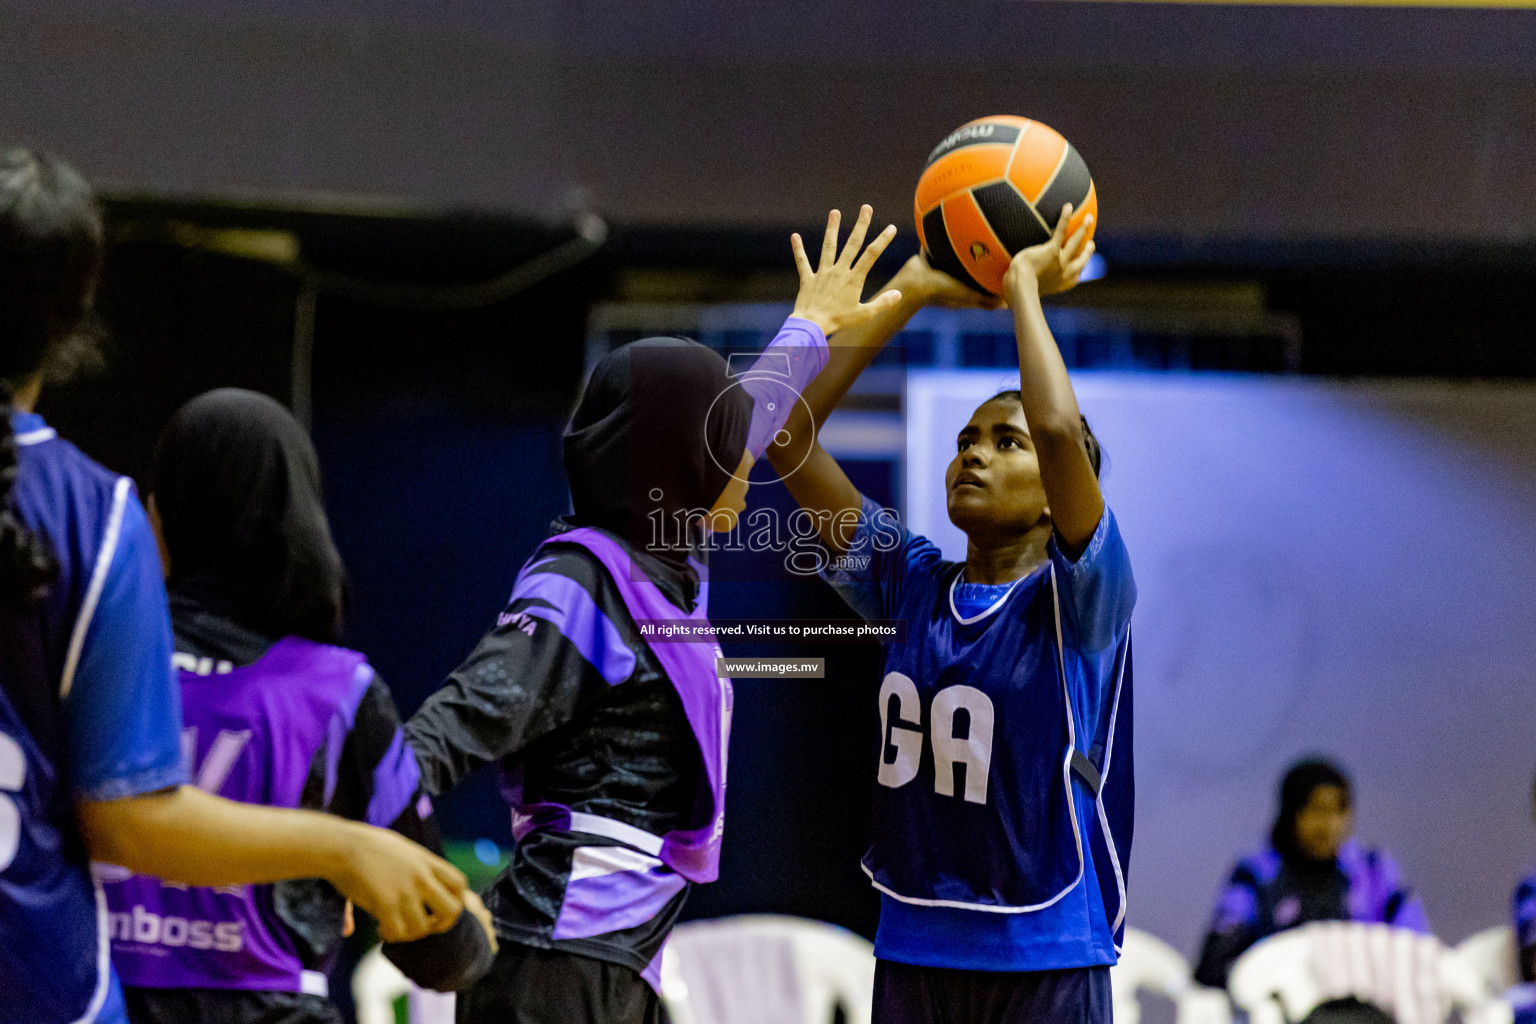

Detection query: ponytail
(0, 148), (104, 604)
(0, 377), (59, 605)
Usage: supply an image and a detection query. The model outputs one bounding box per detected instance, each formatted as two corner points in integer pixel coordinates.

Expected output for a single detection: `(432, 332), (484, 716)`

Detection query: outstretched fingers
(860, 287), (904, 320)
(1053, 203), (1075, 249)
(1063, 211), (1092, 262)
(838, 205), (875, 268)
(790, 233), (814, 286)
(851, 223), (898, 278)
(1065, 238), (1096, 282)
(819, 209), (842, 271)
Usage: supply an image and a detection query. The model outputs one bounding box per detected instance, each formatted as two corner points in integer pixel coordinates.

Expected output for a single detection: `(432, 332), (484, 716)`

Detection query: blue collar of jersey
(9, 410), (55, 446)
(947, 561), (1047, 625)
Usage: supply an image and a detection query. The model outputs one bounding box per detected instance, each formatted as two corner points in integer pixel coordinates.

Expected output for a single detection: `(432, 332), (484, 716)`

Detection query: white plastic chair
(1111, 927), (1232, 1024)
(352, 944), (456, 1024)
(1229, 928), (1318, 1024)
(662, 914), (875, 1024)
(1228, 921), (1499, 1024)
(1454, 927), (1520, 996)
(1450, 927), (1520, 1024)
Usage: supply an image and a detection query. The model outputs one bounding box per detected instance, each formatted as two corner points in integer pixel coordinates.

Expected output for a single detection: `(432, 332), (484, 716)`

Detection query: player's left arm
(1001, 204), (1101, 558)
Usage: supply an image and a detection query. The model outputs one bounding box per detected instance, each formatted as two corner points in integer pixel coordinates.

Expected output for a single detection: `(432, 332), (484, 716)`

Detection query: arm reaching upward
(1000, 205), (1102, 557)
(770, 208), (995, 554)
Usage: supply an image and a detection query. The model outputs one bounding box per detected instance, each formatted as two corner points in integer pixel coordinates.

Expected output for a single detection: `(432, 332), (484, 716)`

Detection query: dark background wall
(4, 1), (1536, 239)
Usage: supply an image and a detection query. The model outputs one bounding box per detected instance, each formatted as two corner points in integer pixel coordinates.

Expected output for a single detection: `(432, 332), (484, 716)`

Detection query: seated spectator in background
(1193, 758), (1429, 988)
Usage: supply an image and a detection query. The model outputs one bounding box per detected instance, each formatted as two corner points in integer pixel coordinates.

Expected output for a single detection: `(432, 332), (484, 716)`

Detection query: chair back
(1453, 927), (1520, 995)
(1229, 922), (1496, 1024)
(663, 914), (876, 1024)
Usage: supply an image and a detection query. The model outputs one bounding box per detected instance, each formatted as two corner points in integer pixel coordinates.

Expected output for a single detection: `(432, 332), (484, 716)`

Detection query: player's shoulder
(1059, 502), (1131, 567)
(11, 419), (145, 610)
(529, 541), (610, 593)
(1339, 839), (1400, 881)
(1232, 847), (1283, 886)
(13, 419), (128, 522)
(516, 540), (628, 619)
(509, 539), (649, 645)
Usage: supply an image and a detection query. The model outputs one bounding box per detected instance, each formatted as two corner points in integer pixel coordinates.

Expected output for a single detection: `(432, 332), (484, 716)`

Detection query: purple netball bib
(104, 637), (373, 993)
(511, 528), (731, 883)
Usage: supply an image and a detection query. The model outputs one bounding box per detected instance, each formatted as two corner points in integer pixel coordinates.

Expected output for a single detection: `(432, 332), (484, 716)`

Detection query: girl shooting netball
(767, 202), (1134, 1024)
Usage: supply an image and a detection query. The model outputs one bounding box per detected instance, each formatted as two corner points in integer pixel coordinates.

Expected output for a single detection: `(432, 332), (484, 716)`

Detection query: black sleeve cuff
(381, 909), (495, 992)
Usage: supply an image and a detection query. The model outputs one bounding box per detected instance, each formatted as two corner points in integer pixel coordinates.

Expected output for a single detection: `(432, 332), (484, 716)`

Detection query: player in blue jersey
(1192, 759), (1430, 989)
(102, 389), (495, 1024)
(0, 149), (474, 1024)
(766, 206), (1131, 1024)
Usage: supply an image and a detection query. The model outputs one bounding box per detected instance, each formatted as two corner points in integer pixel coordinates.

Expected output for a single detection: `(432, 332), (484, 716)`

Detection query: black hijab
(151, 388), (348, 644)
(563, 337), (753, 580)
(1271, 758), (1353, 864)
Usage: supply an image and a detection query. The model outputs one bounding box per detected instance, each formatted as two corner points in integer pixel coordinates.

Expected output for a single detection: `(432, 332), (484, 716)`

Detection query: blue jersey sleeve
(63, 488), (188, 802)
(1191, 863), (1264, 987)
(1048, 505), (1136, 654)
(819, 493), (943, 622)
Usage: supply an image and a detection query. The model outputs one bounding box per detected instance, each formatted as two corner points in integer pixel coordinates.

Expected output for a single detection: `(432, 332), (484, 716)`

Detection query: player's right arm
(1191, 868), (1262, 988)
(1000, 205), (1101, 558)
(405, 549), (632, 795)
(78, 787), (468, 942)
(65, 489), (469, 943)
(770, 208), (992, 554)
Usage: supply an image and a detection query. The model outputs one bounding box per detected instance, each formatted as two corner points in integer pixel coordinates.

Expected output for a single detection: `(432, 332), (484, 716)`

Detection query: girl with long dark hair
(0, 149), (473, 1024)
(1193, 758), (1430, 988)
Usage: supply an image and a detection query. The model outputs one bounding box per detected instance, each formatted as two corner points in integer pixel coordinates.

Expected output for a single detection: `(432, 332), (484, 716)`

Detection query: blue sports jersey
(0, 411), (186, 1024)
(824, 495), (1135, 972)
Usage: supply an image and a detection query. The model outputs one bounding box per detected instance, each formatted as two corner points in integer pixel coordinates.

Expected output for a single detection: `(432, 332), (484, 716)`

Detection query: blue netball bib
(870, 563), (1080, 909)
(828, 497), (1134, 942)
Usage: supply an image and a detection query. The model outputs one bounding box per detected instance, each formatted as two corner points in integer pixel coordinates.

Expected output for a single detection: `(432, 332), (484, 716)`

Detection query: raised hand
(891, 252), (1004, 310)
(1003, 203), (1096, 299)
(790, 206), (902, 336)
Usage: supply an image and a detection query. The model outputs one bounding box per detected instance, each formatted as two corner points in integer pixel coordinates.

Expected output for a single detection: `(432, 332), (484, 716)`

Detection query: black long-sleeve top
(406, 529), (708, 978)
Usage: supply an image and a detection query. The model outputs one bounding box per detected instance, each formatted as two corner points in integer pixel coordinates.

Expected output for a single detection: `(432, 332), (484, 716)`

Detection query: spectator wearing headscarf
(1193, 759), (1429, 989)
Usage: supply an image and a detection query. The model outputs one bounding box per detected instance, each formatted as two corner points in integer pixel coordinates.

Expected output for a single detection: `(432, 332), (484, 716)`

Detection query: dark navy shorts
(456, 941), (662, 1024)
(872, 961), (1112, 1024)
